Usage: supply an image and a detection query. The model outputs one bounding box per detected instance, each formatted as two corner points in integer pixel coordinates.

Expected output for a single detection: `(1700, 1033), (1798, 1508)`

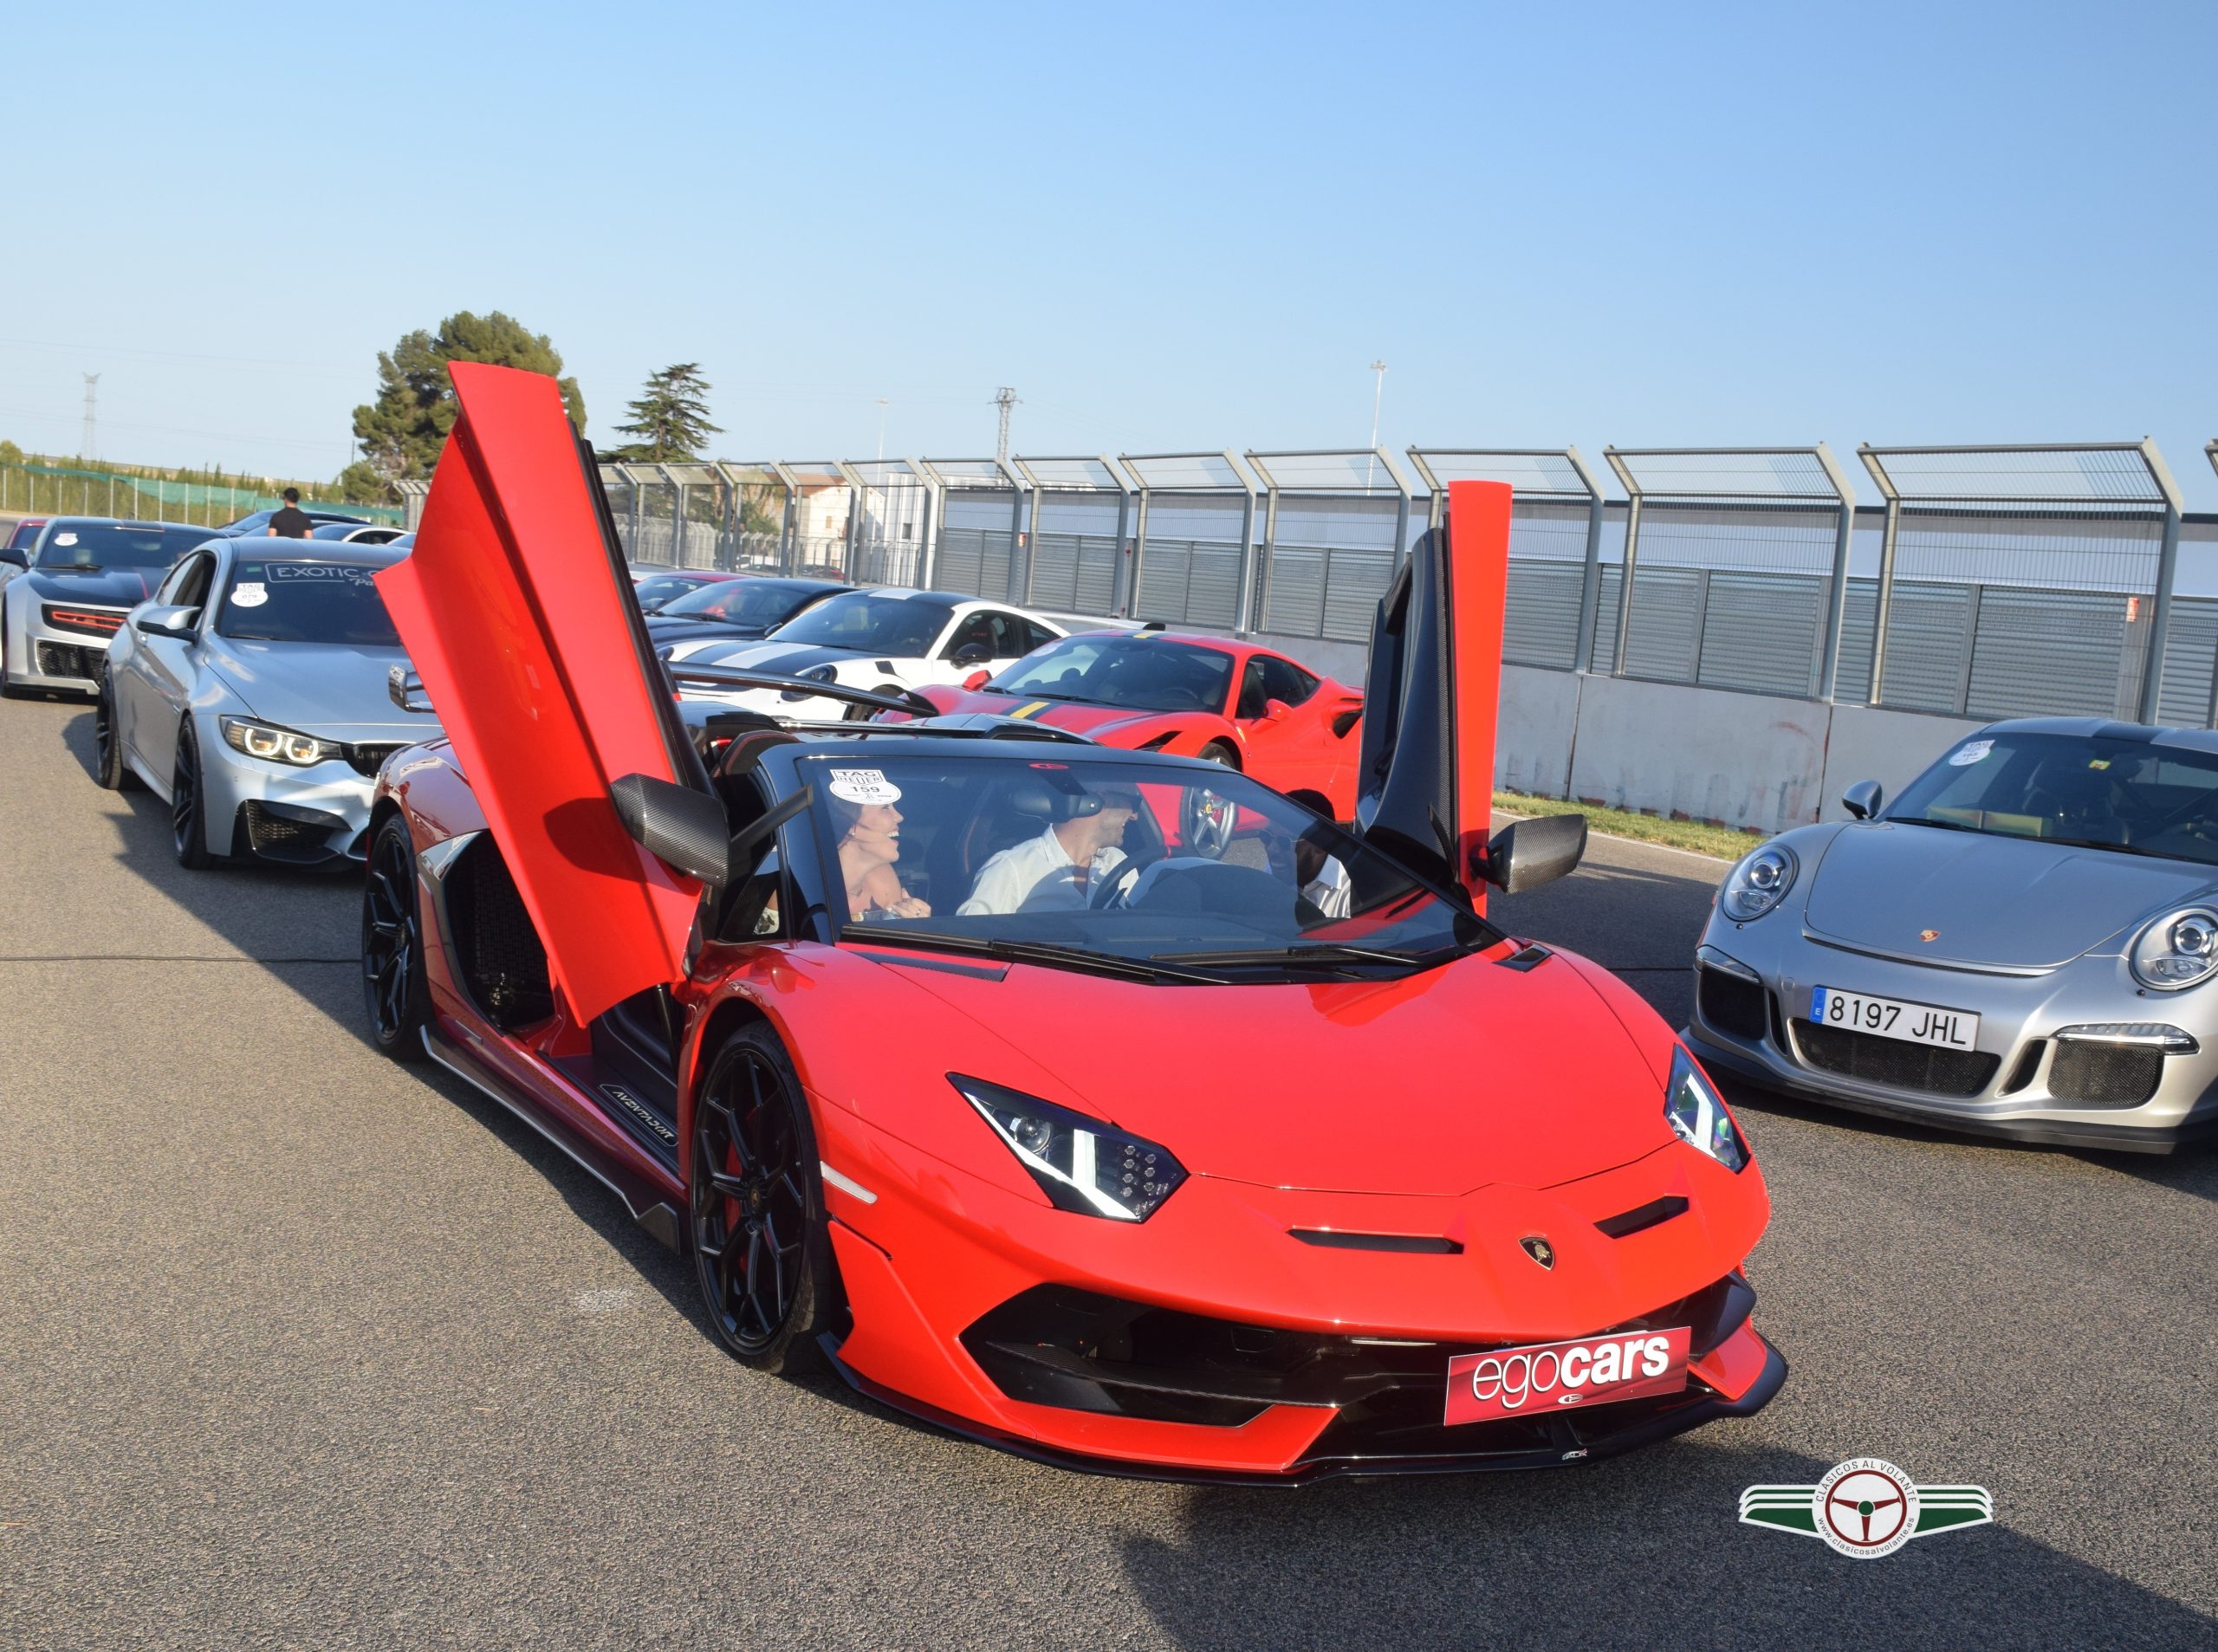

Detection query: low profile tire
(690, 1022), (840, 1373)
(360, 815), (430, 1063)
(1197, 740), (1239, 769)
(94, 677), (139, 790)
(171, 723), (225, 870)
(1182, 742), (1242, 858)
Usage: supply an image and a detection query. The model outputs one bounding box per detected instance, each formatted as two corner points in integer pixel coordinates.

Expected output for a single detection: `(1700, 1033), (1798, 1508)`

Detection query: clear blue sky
(5, 1), (2215, 503)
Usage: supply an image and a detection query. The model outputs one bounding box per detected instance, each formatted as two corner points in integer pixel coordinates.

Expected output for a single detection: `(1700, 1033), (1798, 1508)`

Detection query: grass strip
(1493, 787), (1764, 861)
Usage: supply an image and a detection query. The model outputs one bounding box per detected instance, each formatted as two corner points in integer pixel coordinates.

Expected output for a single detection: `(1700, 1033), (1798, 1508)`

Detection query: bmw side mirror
(1482, 813), (1586, 895)
(133, 605), (198, 640)
(386, 665), (436, 715)
(952, 643), (993, 667)
(610, 773), (732, 888)
(1841, 779), (1883, 820)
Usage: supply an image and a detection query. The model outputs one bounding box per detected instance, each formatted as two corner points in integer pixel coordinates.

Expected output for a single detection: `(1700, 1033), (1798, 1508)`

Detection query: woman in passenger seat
(830, 785), (932, 922)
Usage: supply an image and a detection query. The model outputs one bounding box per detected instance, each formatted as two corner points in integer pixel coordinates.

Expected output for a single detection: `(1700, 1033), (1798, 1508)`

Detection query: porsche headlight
(781, 662), (840, 703)
(951, 1074), (1187, 1221)
(219, 716), (334, 768)
(1720, 843), (1798, 922)
(1666, 1046), (1748, 1172)
(2128, 904), (2218, 992)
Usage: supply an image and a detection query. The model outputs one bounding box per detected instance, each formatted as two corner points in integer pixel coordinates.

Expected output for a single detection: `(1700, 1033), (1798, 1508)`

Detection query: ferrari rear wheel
(171, 723), (224, 870)
(360, 815), (430, 1062)
(94, 677), (139, 790)
(690, 1023), (839, 1373)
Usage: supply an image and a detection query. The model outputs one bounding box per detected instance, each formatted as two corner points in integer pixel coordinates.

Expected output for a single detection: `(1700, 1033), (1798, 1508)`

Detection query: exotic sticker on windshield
(230, 582), (269, 608)
(267, 562), (377, 584)
(1947, 740), (1994, 767)
(828, 768), (902, 806)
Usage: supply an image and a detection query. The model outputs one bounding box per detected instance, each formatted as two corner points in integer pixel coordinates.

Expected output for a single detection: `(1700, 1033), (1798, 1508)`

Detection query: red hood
(870, 947), (1677, 1196)
(921, 687), (1187, 744)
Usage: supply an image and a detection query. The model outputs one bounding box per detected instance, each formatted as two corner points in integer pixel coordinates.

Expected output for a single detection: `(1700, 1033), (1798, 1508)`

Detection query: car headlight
(1666, 1046), (1748, 1172)
(219, 716), (334, 767)
(2128, 904), (2218, 992)
(951, 1074), (1187, 1221)
(781, 662), (840, 703)
(1720, 843), (1798, 922)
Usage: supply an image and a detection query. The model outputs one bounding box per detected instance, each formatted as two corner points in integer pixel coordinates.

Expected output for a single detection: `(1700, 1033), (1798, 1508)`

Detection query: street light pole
(1365, 360), (1386, 489)
(876, 397), (889, 462)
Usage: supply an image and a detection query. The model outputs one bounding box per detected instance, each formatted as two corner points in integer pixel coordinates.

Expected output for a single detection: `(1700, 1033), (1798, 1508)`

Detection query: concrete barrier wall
(1816, 703), (1988, 823)
(1498, 664), (1582, 798)
(1565, 675), (1832, 833)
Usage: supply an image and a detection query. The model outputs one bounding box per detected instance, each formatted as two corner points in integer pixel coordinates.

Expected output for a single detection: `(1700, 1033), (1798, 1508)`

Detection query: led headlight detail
(1666, 1046), (1748, 1172)
(951, 1075), (1187, 1221)
(219, 716), (333, 768)
(1719, 844), (1797, 922)
(2129, 905), (2218, 992)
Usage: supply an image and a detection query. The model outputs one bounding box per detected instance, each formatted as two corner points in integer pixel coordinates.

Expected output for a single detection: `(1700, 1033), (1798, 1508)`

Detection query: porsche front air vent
(2047, 1041), (2163, 1107)
(1696, 964), (1767, 1041)
(1792, 1020), (1999, 1098)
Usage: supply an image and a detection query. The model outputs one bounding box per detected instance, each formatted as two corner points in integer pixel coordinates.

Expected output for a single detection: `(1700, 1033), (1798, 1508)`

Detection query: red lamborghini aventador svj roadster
(360, 362), (1783, 1482)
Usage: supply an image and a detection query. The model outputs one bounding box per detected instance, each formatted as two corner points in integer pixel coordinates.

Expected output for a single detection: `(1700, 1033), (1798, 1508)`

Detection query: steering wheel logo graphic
(1813, 1458), (1922, 1558)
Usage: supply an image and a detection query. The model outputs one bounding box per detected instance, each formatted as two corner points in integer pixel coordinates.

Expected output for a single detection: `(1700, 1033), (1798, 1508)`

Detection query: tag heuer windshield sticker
(827, 768), (902, 807)
(1947, 740), (1994, 766)
(1741, 1458), (1992, 1559)
(53, 531), (77, 547)
(230, 582), (269, 608)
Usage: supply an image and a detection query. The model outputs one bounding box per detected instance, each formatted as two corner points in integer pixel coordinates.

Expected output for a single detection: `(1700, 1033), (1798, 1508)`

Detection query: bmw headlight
(219, 716), (334, 768)
(1720, 843), (1798, 922)
(952, 1074), (1187, 1221)
(2128, 904), (2218, 992)
(1666, 1046), (1748, 1172)
(781, 662), (840, 703)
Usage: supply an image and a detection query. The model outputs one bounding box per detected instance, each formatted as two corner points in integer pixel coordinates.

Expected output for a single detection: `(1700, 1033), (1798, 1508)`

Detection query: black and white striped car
(660, 586), (1067, 721)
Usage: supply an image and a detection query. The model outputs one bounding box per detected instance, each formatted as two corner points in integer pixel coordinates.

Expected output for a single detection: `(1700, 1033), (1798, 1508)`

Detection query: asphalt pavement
(1, 695), (2213, 1650)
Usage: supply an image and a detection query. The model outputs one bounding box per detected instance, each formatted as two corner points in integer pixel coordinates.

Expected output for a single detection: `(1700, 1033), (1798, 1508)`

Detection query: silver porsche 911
(1687, 717), (2218, 1153)
(94, 539), (438, 870)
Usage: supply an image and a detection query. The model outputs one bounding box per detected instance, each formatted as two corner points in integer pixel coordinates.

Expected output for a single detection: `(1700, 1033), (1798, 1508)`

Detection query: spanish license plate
(1443, 1327), (1691, 1426)
(1810, 987), (1979, 1050)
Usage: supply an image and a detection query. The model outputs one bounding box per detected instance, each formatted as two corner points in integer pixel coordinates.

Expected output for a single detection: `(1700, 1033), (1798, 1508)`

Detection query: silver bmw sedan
(1687, 718), (2218, 1153)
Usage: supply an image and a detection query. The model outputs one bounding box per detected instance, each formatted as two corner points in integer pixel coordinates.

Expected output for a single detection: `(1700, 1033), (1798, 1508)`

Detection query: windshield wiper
(1893, 815), (1980, 833)
(2040, 835), (2174, 859)
(1151, 943), (1458, 972)
(841, 926), (1222, 984)
(46, 561), (105, 573)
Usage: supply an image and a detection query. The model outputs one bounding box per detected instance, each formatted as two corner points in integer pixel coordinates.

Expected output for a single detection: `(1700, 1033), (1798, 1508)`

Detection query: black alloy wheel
(690, 1024), (837, 1372)
(94, 676), (138, 790)
(171, 724), (221, 869)
(360, 815), (430, 1062)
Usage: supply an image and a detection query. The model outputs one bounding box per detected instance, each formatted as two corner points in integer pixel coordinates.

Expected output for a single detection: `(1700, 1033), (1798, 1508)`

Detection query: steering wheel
(1089, 848), (1163, 910)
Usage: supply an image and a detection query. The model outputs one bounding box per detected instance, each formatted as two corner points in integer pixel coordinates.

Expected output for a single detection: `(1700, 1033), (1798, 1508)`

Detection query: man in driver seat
(958, 786), (1140, 915)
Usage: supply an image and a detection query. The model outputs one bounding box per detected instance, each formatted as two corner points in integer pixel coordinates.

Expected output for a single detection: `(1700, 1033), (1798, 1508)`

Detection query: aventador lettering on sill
(601, 1084), (677, 1145)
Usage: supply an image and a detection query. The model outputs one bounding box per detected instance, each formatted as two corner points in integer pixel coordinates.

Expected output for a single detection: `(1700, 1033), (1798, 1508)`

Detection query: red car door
(1231, 652), (1345, 805)
(375, 362), (708, 1024)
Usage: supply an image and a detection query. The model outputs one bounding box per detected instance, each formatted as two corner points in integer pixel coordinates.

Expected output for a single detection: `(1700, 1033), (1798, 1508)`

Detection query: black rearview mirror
(1841, 779), (1883, 820)
(610, 773), (733, 888)
(1482, 813), (1587, 895)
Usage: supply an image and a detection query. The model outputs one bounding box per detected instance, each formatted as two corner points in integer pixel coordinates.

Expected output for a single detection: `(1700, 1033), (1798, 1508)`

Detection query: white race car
(662, 586), (1067, 720)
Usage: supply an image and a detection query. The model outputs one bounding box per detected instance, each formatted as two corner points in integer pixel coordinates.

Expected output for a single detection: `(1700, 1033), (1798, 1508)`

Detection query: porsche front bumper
(1684, 926), (2218, 1153)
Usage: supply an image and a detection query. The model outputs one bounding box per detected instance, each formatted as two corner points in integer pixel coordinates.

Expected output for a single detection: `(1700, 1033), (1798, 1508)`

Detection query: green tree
(347, 311), (585, 498)
(610, 363), (721, 463)
(0, 439), (23, 467)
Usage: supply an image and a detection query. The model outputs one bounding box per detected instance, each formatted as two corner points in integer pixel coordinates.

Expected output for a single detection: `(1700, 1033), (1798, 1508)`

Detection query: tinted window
(660, 580), (839, 625)
(1889, 731), (2218, 866)
(36, 522), (209, 570)
(1260, 656), (1319, 707)
(216, 560), (400, 645)
(769, 591), (956, 655)
(157, 552), (216, 611)
(989, 634), (1235, 713)
(6, 521), (42, 552)
(636, 575), (704, 606)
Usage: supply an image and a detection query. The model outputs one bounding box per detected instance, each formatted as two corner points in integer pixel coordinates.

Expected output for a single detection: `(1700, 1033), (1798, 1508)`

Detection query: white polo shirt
(958, 826), (1126, 915)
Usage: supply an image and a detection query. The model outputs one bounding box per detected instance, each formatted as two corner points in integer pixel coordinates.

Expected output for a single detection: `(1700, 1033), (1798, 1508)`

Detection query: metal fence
(3, 462), (404, 528)
(392, 435), (2218, 729)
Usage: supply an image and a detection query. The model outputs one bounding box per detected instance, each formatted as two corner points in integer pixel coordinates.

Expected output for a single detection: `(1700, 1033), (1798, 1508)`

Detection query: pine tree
(611, 364), (721, 463)
(345, 311), (586, 499)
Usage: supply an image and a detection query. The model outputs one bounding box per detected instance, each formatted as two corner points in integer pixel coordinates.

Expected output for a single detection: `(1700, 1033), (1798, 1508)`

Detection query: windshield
(36, 523), (208, 570)
(217, 560), (401, 645)
(1889, 731), (2218, 866)
(768, 591), (954, 655)
(989, 633), (1234, 713)
(659, 579), (834, 626)
(800, 753), (1481, 980)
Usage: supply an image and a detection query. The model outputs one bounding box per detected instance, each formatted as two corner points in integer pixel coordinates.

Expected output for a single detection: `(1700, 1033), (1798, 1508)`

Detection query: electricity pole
(993, 385), (1018, 465)
(1365, 360), (1386, 489)
(875, 397), (889, 462)
(81, 373), (101, 463)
